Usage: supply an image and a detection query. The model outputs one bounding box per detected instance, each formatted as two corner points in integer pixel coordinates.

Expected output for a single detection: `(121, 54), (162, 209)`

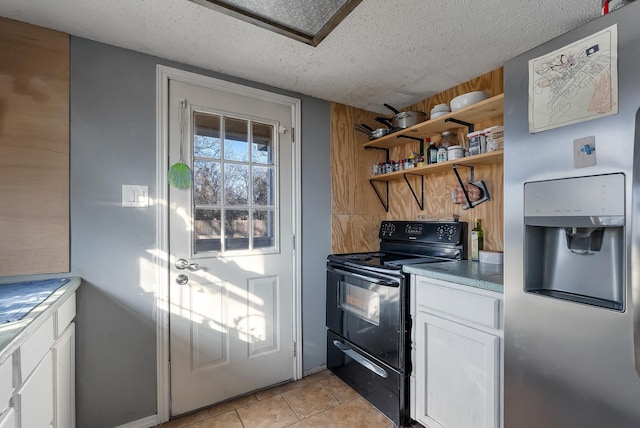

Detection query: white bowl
(430, 111), (448, 120)
(449, 91), (489, 112)
(430, 103), (450, 114)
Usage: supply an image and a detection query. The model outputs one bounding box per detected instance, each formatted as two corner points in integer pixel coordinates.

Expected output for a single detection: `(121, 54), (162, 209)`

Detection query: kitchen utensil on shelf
(449, 91), (489, 111)
(383, 104), (427, 129)
(354, 123), (374, 139)
(375, 116), (398, 131)
(354, 123), (391, 140)
(451, 183), (482, 204)
(451, 164), (491, 209)
(168, 99), (193, 189)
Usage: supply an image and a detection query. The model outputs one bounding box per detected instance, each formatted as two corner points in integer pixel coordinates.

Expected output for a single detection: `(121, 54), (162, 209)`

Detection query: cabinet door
(0, 358), (12, 415)
(16, 350), (53, 428)
(415, 312), (499, 428)
(53, 323), (75, 428)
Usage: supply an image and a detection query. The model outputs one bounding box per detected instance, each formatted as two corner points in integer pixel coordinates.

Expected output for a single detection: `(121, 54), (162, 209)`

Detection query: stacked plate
(430, 104), (450, 120)
(449, 91), (489, 111)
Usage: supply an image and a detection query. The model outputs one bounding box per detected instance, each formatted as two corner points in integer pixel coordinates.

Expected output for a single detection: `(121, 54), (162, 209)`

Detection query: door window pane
(192, 112), (277, 254)
(224, 118), (249, 161)
(194, 160), (221, 205)
(224, 164), (249, 205)
(253, 166), (273, 205)
(195, 209), (221, 252)
(253, 210), (275, 249)
(252, 123), (274, 165)
(194, 113), (221, 158)
(225, 210), (249, 251)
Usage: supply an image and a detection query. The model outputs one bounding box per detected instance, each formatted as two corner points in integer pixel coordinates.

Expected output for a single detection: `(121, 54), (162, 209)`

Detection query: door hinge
(291, 127), (295, 143)
(292, 235), (296, 250)
(293, 342), (297, 357)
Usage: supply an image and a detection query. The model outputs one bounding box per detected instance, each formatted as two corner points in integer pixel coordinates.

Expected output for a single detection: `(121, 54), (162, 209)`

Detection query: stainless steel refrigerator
(504, 3), (640, 427)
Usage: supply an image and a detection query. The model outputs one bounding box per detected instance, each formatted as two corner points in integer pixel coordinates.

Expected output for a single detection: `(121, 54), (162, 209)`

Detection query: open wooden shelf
(369, 150), (504, 182)
(363, 94), (504, 150)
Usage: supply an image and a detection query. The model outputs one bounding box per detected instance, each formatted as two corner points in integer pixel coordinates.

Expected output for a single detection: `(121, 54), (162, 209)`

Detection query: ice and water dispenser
(523, 174), (625, 310)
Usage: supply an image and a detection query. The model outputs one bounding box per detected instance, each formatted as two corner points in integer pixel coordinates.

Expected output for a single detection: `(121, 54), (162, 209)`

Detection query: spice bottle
(427, 141), (438, 164)
(436, 146), (448, 163)
(471, 219), (484, 261)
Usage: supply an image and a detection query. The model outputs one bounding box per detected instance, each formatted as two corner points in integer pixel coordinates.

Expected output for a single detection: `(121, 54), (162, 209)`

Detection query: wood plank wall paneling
(0, 18), (70, 276)
(331, 68), (504, 256)
(331, 103), (387, 253)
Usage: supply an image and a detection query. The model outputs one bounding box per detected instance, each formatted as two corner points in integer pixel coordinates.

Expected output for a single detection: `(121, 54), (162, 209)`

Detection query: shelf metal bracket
(451, 164), (491, 210)
(396, 135), (425, 155)
(369, 179), (389, 212)
(445, 118), (474, 134)
(403, 173), (424, 210)
(364, 146), (390, 160)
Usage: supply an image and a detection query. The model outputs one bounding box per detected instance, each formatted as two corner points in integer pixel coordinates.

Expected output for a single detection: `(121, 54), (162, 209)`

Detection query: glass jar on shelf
(439, 131), (458, 149)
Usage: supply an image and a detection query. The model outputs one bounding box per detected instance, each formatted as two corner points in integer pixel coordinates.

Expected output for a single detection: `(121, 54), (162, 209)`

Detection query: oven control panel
(379, 221), (466, 244)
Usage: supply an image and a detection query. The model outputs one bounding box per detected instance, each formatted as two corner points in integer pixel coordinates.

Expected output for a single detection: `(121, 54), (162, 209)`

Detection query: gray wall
(70, 37), (330, 427)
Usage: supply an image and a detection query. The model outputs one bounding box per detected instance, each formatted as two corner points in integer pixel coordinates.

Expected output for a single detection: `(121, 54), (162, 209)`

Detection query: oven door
(326, 263), (405, 369)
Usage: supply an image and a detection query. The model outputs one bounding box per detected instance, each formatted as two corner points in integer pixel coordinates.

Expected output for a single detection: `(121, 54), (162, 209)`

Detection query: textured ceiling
(0, 0), (602, 113)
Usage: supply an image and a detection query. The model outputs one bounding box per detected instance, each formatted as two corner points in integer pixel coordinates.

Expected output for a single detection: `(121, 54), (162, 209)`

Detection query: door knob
(175, 258), (200, 271)
(176, 274), (189, 285)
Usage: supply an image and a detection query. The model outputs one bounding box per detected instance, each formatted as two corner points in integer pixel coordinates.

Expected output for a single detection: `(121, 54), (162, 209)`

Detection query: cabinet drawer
(57, 293), (76, 337)
(416, 281), (500, 329)
(20, 316), (54, 381)
(0, 358), (12, 413)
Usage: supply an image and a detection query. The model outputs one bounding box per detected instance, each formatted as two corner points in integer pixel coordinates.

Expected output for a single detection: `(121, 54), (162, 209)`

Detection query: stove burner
(343, 254), (371, 261)
(368, 252), (385, 257)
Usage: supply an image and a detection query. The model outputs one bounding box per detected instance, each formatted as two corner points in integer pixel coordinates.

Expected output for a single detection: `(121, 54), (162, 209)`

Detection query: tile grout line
(234, 409), (247, 428)
(280, 391), (305, 421)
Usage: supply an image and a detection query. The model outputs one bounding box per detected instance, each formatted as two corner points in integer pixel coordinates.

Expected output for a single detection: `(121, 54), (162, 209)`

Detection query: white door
(168, 79), (297, 416)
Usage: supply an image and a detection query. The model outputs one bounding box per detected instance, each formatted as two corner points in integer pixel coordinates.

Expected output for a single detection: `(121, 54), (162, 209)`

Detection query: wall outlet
(122, 185), (149, 207)
(573, 136), (597, 169)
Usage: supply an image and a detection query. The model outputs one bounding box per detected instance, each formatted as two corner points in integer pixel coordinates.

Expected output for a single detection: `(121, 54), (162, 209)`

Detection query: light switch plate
(122, 185), (149, 207)
(573, 136), (597, 169)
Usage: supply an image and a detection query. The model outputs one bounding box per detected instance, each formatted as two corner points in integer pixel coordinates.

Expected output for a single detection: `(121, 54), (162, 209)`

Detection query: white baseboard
(115, 414), (159, 428)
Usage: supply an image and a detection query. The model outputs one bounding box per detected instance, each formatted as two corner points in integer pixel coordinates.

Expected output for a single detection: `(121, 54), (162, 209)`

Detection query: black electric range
(326, 220), (467, 427)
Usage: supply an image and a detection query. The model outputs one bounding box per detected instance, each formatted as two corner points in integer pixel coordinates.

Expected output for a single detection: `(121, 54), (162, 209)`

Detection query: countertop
(403, 260), (503, 293)
(0, 277), (81, 364)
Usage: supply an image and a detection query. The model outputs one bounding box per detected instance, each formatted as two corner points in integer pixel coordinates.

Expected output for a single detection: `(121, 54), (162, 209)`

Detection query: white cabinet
(0, 288), (76, 428)
(19, 317), (54, 382)
(16, 350), (54, 428)
(53, 323), (75, 428)
(0, 358), (13, 415)
(411, 275), (503, 428)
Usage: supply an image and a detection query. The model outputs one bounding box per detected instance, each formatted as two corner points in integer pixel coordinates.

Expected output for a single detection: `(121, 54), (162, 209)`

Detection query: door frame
(154, 65), (302, 423)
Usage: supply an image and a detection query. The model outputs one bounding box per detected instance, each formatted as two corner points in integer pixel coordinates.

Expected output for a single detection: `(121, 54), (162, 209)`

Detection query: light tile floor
(155, 370), (419, 428)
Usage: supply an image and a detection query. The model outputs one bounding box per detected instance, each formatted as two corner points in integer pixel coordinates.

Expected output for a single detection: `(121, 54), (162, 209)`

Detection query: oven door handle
(326, 266), (399, 287)
(332, 340), (388, 379)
